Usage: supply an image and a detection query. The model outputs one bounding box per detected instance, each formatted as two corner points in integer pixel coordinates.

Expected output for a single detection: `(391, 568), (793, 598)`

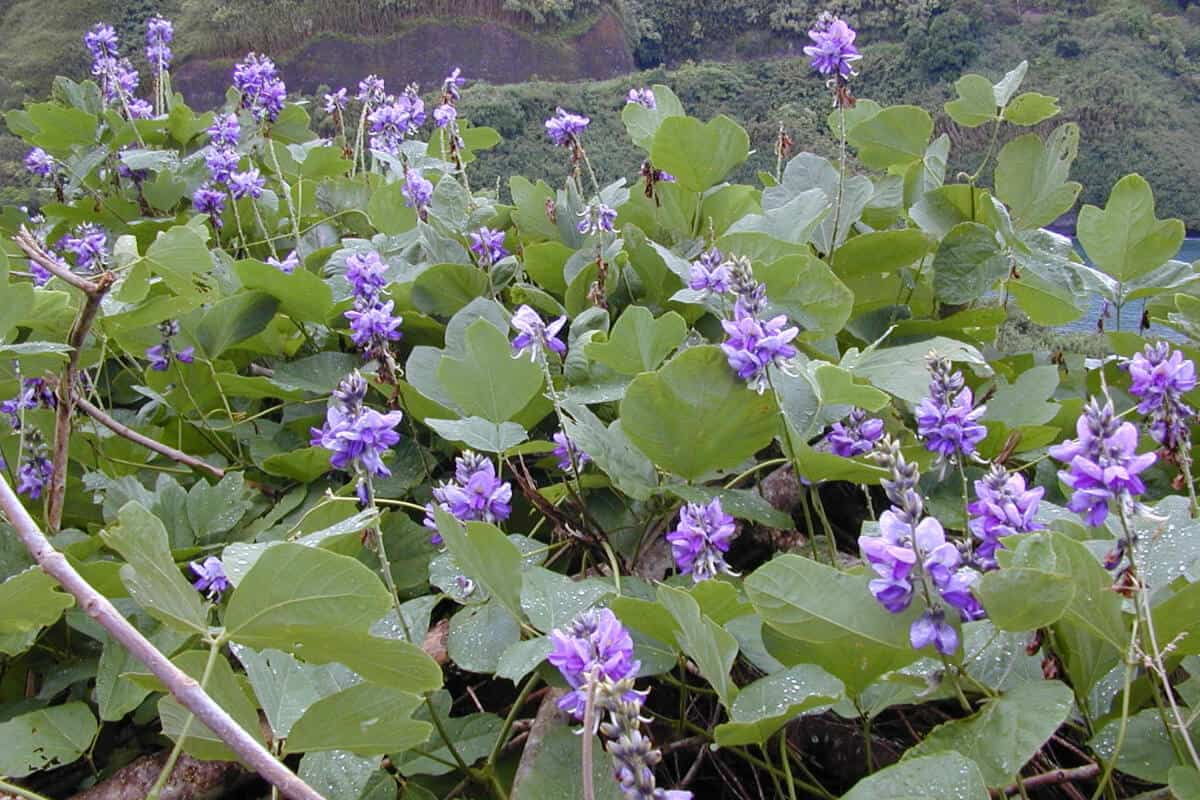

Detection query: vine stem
(0, 475), (324, 800)
(0, 779), (53, 800)
(146, 638), (222, 800)
(779, 732), (798, 800)
(581, 670), (599, 800)
(1090, 614), (1138, 800)
(265, 137), (304, 259)
(73, 394), (225, 479)
(828, 104), (847, 269)
(251, 199), (279, 259)
(487, 672), (541, 768)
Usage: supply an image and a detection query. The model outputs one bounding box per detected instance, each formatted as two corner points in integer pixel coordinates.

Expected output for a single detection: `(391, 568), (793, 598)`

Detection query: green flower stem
(229, 192), (249, 257)
(722, 457), (788, 490)
(0, 780), (53, 800)
(778, 731), (799, 800)
(809, 488), (839, 565)
(146, 637), (222, 800)
(1180, 447), (1199, 517)
(250, 198), (279, 259)
(487, 671), (542, 768)
(1090, 615), (1138, 800)
(828, 104), (847, 269)
(264, 137), (303, 259)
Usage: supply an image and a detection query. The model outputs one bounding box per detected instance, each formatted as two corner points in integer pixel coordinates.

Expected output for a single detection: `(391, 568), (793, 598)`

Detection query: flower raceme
(545, 107), (590, 147)
(804, 14), (861, 78)
(719, 297), (799, 394)
(967, 466), (1043, 570)
(510, 305), (567, 361)
(310, 372), (404, 480)
(915, 354), (987, 474)
(189, 557), (230, 601)
(826, 408), (885, 458)
(1126, 341), (1197, 451)
(552, 430), (590, 474)
(422, 451), (512, 544)
(548, 608), (639, 720)
(145, 320), (194, 372)
(666, 498), (737, 582)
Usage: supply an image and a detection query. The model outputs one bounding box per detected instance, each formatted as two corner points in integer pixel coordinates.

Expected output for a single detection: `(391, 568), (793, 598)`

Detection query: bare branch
(73, 394), (226, 479)
(13, 227), (100, 295)
(0, 475), (326, 800)
(1002, 764), (1100, 797)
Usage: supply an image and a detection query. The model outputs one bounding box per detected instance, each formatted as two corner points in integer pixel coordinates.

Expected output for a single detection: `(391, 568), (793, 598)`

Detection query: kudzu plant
(3, 9), (1200, 800)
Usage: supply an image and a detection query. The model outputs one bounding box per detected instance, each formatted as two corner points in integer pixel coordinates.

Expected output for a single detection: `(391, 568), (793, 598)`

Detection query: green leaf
(510, 176), (559, 242)
(194, 291), (280, 359)
(145, 225), (214, 297)
(438, 320), (543, 423)
(448, 600), (522, 673)
(425, 417), (528, 453)
(367, 180), (418, 236)
(667, 485), (793, 529)
(977, 568), (1074, 631)
(758, 254), (853, 335)
(560, 402), (658, 501)
(1091, 709), (1185, 784)
(434, 510), (524, 619)
(523, 241), (572, 296)
(0, 567), (73, 636)
(412, 263), (490, 317)
(833, 230), (933, 278)
(520, 567), (612, 633)
(159, 649), (264, 761)
(1170, 766), (1200, 800)
(772, 363), (823, 443)
(1078, 174), (1185, 283)
(621, 346), (778, 480)
(285, 684), (431, 756)
(510, 717), (622, 800)
(813, 364), (890, 411)
(622, 84), (685, 150)
(271, 352), (361, 394)
(724, 189), (829, 246)
(984, 364), (1061, 427)
(0, 703), (99, 778)
(233, 645), (352, 740)
(1003, 92), (1060, 126)
(944, 74), (998, 128)
(848, 337), (989, 405)
(842, 753), (989, 800)
(232, 259), (333, 323)
(713, 665), (844, 746)
(298, 750), (383, 800)
(100, 502), (208, 634)
(282, 628), (443, 692)
(995, 125), (1083, 231)
(649, 115), (750, 193)
(993, 61), (1029, 107)
(261, 447), (333, 483)
(396, 695), (502, 775)
(585, 306), (686, 375)
(658, 584), (739, 707)
(932, 222), (1007, 305)
(846, 106), (933, 170)
(496, 637), (555, 683)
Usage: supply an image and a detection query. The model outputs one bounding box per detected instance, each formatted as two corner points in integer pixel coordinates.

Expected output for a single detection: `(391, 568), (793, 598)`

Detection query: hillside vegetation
(3, 0), (1200, 228)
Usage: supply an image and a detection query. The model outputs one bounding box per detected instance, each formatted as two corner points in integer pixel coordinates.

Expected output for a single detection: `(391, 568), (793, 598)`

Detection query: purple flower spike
(422, 451), (512, 544)
(548, 608), (639, 719)
(826, 408), (885, 458)
(688, 248), (731, 294)
(719, 297), (799, 394)
(1, 377), (57, 430)
(469, 227), (508, 267)
(357, 75), (386, 105)
(545, 107), (590, 147)
(910, 610), (957, 656)
(552, 431), (590, 474)
(968, 466), (1043, 570)
(310, 372), (405, 479)
(666, 498), (738, 583)
(191, 184), (226, 229)
(24, 148), (54, 178)
(204, 147), (239, 185)
(345, 250), (388, 300)
(229, 168), (265, 200)
(402, 170), (433, 214)
(145, 15), (174, 70)
(190, 557), (230, 601)
(433, 103), (457, 128)
(576, 203), (617, 236)
(804, 14), (861, 77)
(17, 451), (52, 500)
(368, 86), (426, 155)
(1126, 341), (1197, 450)
(60, 223), (108, 273)
(625, 88), (656, 109)
(232, 52), (286, 122)
(323, 88), (348, 114)
(1050, 397), (1156, 529)
(208, 113), (241, 148)
(510, 305), (567, 361)
(84, 23), (119, 62)
(345, 298), (404, 351)
(915, 355), (987, 472)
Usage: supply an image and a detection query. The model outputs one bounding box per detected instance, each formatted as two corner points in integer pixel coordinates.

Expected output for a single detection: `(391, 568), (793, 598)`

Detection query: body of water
(1056, 238), (1200, 336)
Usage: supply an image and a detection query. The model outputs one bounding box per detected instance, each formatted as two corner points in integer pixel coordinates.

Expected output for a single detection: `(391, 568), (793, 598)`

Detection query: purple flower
(548, 608), (639, 719)
(656, 170), (676, 183)
(192, 184), (226, 228)
(367, 86), (425, 155)
(910, 610), (956, 656)
(233, 52), (286, 123)
(510, 305), (567, 361)
(145, 15), (173, 70)
(442, 68), (464, 101)
(229, 168), (265, 200)
(576, 203), (617, 236)
(127, 98), (154, 119)
(915, 355), (987, 471)
(719, 297), (799, 393)
(345, 298), (403, 353)
(666, 498), (737, 583)
(208, 113), (241, 148)
(357, 75), (386, 105)
(267, 251), (299, 274)
(545, 107), (590, 147)
(422, 451), (512, 544)
(345, 250), (388, 300)
(1050, 397), (1156, 528)
(17, 451), (52, 500)
(146, 319), (193, 371)
(189, 557), (230, 601)
(93, 55), (141, 108)
(402, 170), (433, 215)
(84, 23), (119, 62)
(688, 248), (731, 293)
(60, 224), (108, 272)
(323, 88), (348, 114)
(826, 408), (885, 458)
(433, 103), (457, 128)
(24, 148), (54, 178)
(1126, 341), (1197, 450)
(310, 373), (405, 478)
(553, 431), (590, 474)
(469, 227), (508, 267)
(1, 378), (57, 430)
(205, 147), (240, 185)
(968, 466), (1043, 570)
(804, 14), (861, 78)
(625, 88), (656, 109)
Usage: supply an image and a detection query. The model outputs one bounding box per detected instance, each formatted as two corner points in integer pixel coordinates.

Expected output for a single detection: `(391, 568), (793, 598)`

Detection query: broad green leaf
(448, 599), (522, 674)
(145, 225), (214, 297)
(100, 502), (208, 634)
(993, 61), (1029, 107)
(520, 566), (612, 633)
(772, 363), (823, 443)
(298, 750), (382, 800)
(724, 189), (829, 246)
(1003, 92), (1060, 126)
(510, 717), (621, 800)
(846, 106), (933, 170)
(97, 624), (188, 721)
(658, 584), (739, 707)
(944, 74), (997, 128)
(159, 650), (264, 761)
(932, 222), (1007, 305)
(261, 448), (333, 483)
(758, 254), (853, 335)
(995, 125), (1082, 231)
(760, 625), (917, 705)
(438, 320), (543, 423)
(1077, 174), (1185, 283)
(367, 180), (418, 236)
(232, 645), (353, 740)
(977, 568), (1074, 631)
(0, 567), (73, 636)
(650, 115), (750, 193)
(510, 176), (559, 242)
(0, 703), (99, 778)
(270, 351), (362, 394)
(1009, 228), (1094, 324)
(813, 364), (890, 411)
(194, 291), (279, 359)
(412, 263), (490, 317)
(585, 306), (685, 375)
(282, 628), (443, 692)
(713, 665), (844, 746)
(523, 241), (572, 296)
(621, 83), (685, 150)
(1133, 495), (1200, 600)
(434, 511), (523, 618)
(560, 402), (658, 500)
(842, 752), (988, 800)
(285, 684), (430, 756)
(832, 229), (932, 278)
(395, 695), (503, 776)
(496, 637), (555, 683)
(425, 417), (527, 453)
(848, 337), (989, 405)
(1170, 766), (1200, 800)
(667, 485), (793, 529)
(1090, 708), (1186, 784)
(983, 364), (1061, 427)
(621, 346), (779, 480)
(232, 259), (333, 323)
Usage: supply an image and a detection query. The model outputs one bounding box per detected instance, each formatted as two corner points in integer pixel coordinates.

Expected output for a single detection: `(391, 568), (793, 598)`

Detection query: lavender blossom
(345, 250), (388, 300)
(357, 75), (386, 105)
(433, 103), (457, 128)
(967, 466), (1043, 570)
(229, 168), (265, 200)
(577, 203), (617, 236)
(909, 610), (957, 655)
(17, 449), (52, 500)
(625, 88), (656, 109)
(545, 107), (589, 147)
(548, 608), (639, 719)
(422, 451), (512, 544)
(24, 148), (54, 178)
(719, 297), (799, 393)
(323, 88), (348, 114)
(189, 557), (230, 601)
(145, 15), (174, 70)
(192, 184), (226, 228)
(60, 224), (108, 272)
(232, 52), (286, 123)
(687, 248), (731, 294)
(145, 319), (194, 371)
(208, 113), (241, 148)
(442, 68), (464, 101)
(267, 251), (299, 274)
(804, 14), (861, 77)
(402, 170), (433, 216)
(469, 227), (508, 267)
(666, 498), (737, 582)
(552, 430), (590, 473)
(826, 408), (885, 458)
(345, 298), (404, 353)
(1049, 397), (1156, 528)
(367, 86), (425, 155)
(1, 378), (57, 430)
(915, 355), (987, 473)
(310, 372), (405, 478)
(1126, 341), (1196, 450)
(84, 23), (119, 62)
(205, 147), (240, 185)
(510, 305), (567, 361)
